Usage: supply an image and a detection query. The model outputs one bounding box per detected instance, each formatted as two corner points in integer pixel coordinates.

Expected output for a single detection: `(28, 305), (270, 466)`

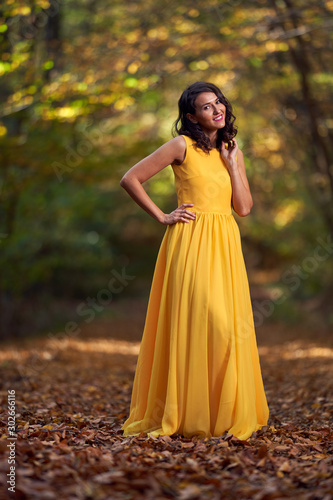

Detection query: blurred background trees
(1, 0), (332, 340)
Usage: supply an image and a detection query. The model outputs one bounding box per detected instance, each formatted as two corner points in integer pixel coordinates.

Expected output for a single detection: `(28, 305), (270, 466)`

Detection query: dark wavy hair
(172, 81), (237, 153)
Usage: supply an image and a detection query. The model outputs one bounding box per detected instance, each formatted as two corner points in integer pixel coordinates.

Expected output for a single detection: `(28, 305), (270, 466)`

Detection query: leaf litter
(0, 319), (332, 499)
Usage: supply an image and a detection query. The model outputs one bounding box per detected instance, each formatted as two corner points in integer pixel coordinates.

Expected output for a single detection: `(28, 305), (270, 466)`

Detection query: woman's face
(187, 92), (226, 133)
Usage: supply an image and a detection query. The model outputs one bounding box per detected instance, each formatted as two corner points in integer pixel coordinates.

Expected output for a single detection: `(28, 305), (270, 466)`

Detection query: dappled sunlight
(0, 337), (141, 363)
(66, 338), (140, 355)
(259, 343), (333, 360)
(281, 343), (333, 360)
(1, 334), (332, 364)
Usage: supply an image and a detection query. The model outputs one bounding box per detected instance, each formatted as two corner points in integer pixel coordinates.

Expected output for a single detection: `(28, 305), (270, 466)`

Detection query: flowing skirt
(121, 213), (269, 440)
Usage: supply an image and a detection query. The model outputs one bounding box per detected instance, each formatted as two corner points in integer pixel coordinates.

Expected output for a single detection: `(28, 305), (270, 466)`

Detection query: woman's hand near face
(162, 203), (196, 225)
(220, 138), (239, 173)
(220, 141), (254, 217)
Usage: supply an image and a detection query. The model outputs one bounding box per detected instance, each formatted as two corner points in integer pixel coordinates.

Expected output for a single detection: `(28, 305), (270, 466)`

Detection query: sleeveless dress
(121, 134), (269, 440)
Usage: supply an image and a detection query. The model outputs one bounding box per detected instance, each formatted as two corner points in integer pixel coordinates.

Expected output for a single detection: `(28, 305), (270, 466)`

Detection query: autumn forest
(0, 0), (332, 498)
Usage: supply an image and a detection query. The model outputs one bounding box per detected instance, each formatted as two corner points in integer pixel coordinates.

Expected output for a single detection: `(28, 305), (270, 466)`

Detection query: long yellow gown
(121, 134), (269, 440)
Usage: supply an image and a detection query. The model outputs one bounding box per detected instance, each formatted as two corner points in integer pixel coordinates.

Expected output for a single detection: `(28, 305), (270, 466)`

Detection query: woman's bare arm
(220, 140), (253, 217)
(120, 136), (196, 225)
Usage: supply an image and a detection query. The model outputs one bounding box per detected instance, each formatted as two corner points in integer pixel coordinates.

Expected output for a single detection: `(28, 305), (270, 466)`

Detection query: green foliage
(0, 0), (332, 337)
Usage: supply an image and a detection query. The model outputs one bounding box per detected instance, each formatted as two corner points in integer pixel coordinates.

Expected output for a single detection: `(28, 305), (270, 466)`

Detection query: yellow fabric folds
(121, 135), (269, 440)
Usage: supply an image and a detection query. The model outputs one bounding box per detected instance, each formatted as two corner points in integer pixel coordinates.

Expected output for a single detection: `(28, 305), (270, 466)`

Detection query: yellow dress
(121, 134), (269, 440)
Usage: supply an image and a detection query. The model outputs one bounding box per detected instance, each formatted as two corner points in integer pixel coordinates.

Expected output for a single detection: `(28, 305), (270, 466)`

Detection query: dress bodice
(171, 135), (235, 215)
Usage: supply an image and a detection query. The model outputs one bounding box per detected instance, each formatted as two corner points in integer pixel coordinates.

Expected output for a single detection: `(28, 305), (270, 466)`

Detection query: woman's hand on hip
(162, 203), (196, 225)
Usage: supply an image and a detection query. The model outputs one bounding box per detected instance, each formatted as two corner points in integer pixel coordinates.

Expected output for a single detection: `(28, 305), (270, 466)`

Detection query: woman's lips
(213, 115), (224, 121)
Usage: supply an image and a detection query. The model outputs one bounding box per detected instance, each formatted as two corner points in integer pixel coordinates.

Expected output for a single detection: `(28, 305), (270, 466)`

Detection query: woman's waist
(177, 194), (232, 215)
(177, 202), (232, 216)
(185, 209), (233, 216)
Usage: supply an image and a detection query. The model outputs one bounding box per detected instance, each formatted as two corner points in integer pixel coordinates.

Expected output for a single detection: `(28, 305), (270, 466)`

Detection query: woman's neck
(203, 130), (218, 149)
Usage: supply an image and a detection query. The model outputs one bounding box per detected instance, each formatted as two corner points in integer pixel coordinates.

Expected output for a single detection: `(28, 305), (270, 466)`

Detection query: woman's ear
(186, 113), (198, 124)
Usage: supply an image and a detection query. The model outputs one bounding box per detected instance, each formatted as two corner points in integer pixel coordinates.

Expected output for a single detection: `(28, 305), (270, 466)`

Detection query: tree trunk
(269, 0), (333, 236)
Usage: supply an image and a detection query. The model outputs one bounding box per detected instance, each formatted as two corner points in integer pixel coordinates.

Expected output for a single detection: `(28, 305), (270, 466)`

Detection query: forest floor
(0, 298), (332, 500)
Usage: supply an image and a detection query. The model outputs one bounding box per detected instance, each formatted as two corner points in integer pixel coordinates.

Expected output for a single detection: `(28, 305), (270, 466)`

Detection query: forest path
(0, 298), (332, 499)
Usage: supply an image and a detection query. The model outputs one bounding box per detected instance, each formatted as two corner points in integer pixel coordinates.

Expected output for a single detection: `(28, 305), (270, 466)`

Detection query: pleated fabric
(121, 135), (269, 440)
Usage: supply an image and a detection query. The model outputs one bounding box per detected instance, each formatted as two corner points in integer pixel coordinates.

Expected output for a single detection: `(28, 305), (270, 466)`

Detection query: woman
(120, 81), (269, 440)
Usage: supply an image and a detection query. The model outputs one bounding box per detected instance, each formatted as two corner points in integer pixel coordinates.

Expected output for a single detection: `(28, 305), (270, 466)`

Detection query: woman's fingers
(178, 204), (196, 218)
(163, 203), (196, 225)
(178, 209), (196, 220)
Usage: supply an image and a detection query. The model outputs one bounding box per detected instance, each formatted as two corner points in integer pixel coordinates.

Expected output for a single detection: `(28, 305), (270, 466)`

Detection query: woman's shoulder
(167, 135), (187, 166)
(171, 135), (187, 146)
(178, 134), (195, 145)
